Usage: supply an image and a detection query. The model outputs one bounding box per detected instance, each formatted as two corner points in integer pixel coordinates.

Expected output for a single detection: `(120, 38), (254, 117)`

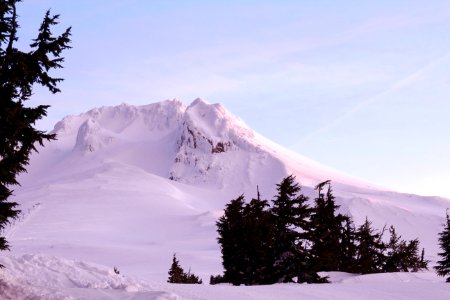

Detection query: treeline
(214, 175), (428, 285)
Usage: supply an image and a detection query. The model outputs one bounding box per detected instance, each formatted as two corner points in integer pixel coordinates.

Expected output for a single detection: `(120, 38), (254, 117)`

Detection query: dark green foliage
(216, 195), (247, 285)
(383, 226), (427, 272)
(167, 254), (202, 284)
(168, 254), (184, 283)
(216, 176), (429, 285)
(419, 248), (429, 270)
(0, 0), (71, 259)
(383, 225), (403, 272)
(271, 175), (317, 283)
(338, 216), (357, 273)
(217, 194), (276, 285)
(402, 240), (427, 272)
(242, 197), (276, 285)
(435, 212), (450, 282)
(216, 176), (324, 285)
(354, 218), (386, 274)
(184, 269), (203, 284)
(209, 274), (226, 285)
(310, 181), (345, 272)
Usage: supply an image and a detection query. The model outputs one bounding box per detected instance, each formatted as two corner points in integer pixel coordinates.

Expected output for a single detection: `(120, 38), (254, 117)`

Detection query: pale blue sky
(17, 1), (450, 198)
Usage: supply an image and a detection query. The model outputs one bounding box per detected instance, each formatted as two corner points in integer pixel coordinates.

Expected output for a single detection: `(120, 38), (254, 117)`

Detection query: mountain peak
(45, 98), (376, 192)
(189, 98), (210, 106)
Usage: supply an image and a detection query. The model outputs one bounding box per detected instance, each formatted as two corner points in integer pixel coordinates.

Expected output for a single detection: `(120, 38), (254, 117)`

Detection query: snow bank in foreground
(1, 254), (450, 300)
(0, 254), (179, 300)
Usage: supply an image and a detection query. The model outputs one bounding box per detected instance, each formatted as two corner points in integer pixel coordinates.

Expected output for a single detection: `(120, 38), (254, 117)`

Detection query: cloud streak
(293, 51), (450, 146)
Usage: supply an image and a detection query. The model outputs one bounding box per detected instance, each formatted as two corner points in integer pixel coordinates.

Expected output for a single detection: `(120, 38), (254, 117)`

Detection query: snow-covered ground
(1, 99), (450, 299)
(1, 254), (450, 299)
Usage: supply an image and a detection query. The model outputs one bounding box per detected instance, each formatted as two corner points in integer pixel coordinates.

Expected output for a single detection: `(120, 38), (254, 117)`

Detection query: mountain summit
(47, 99), (374, 193)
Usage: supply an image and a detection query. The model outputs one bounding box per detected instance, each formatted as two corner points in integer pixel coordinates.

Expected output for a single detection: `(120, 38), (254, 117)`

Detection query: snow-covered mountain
(3, 98), (450, 298)
(42, 98), (371, 193)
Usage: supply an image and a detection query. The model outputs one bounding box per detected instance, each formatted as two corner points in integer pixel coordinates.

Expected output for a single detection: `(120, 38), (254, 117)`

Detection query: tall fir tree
(167, 254), (202, 284)
(216, 195), (247, 285)
(217, 192), (276, 285)
(0, 0), (71, 260)
(271, 175), (315, 283)
(309, 181), (345, 272)
(241, 196), (275, 285)
(383, 225), (403, 272)
(354, 218), (386, 274)
(338, 216), (357, 272)
(168, 254), (184, 283)
(435, 211), (450, 282)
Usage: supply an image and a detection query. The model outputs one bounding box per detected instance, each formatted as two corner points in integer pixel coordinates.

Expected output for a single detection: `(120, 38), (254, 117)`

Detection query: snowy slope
(2, 98), (450, 298)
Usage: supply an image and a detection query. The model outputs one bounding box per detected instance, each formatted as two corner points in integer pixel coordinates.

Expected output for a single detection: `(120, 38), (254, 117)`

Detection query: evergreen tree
(184, 268), (203, 284)
(401, 238), (425, 272)
(419, 248), (429, 271)
(271, 175), (315, 283)
(383, 226), (428, 272)
(383, 225), (403, 272)
(209, 274), (226, 285)
(338, 216), (357, 272)
(354, 218), (385, 274)
(309, 181), (345, 272)
(0, 0), (71, 258)
(217, 192), (276, 285)
(168, 254), (184, 283)
(216, 195), (247, 285)
(435, 211), (450, 282)
(242, 196), (275, 285)
(384, 225), (428, 272)
(167, 254), (202, 284)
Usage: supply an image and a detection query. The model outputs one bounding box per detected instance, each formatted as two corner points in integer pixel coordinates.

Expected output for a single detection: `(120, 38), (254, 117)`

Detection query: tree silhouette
(167, 254), (202, 284)
(310, 181), (345, 272)
(354, 218), (385, 274)
(0, 0), (71, 261)
(435, 211), (450, 282)
(216, 195), (247, 285)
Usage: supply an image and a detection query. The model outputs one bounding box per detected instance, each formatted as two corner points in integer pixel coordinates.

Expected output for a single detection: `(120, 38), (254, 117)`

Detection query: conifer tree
(310, 181), (345, 272)
(242, 196), (275, 285)
(209, 274), (226, 285)
(216, 195), (247, 285)
(168, 254), (184, 283)
(0, 0), (71, 259)
(401, 238), (425, 272)
(354, 218), (385, 274)
(435, 211), (450, 282)
(383, 225), (403, 272)
(217, 192), (276, 285)
(167, 254), (202, 284)
(338, 216), (357, 272)
(184, 268), (203, 284)
(384, 225), (427, 272)
(271, 175), (314, 283)
(419, 248), (429, 270)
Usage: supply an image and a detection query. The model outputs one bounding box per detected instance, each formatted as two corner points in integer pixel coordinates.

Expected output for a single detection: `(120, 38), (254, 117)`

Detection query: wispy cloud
(293, 51), (450, 146)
